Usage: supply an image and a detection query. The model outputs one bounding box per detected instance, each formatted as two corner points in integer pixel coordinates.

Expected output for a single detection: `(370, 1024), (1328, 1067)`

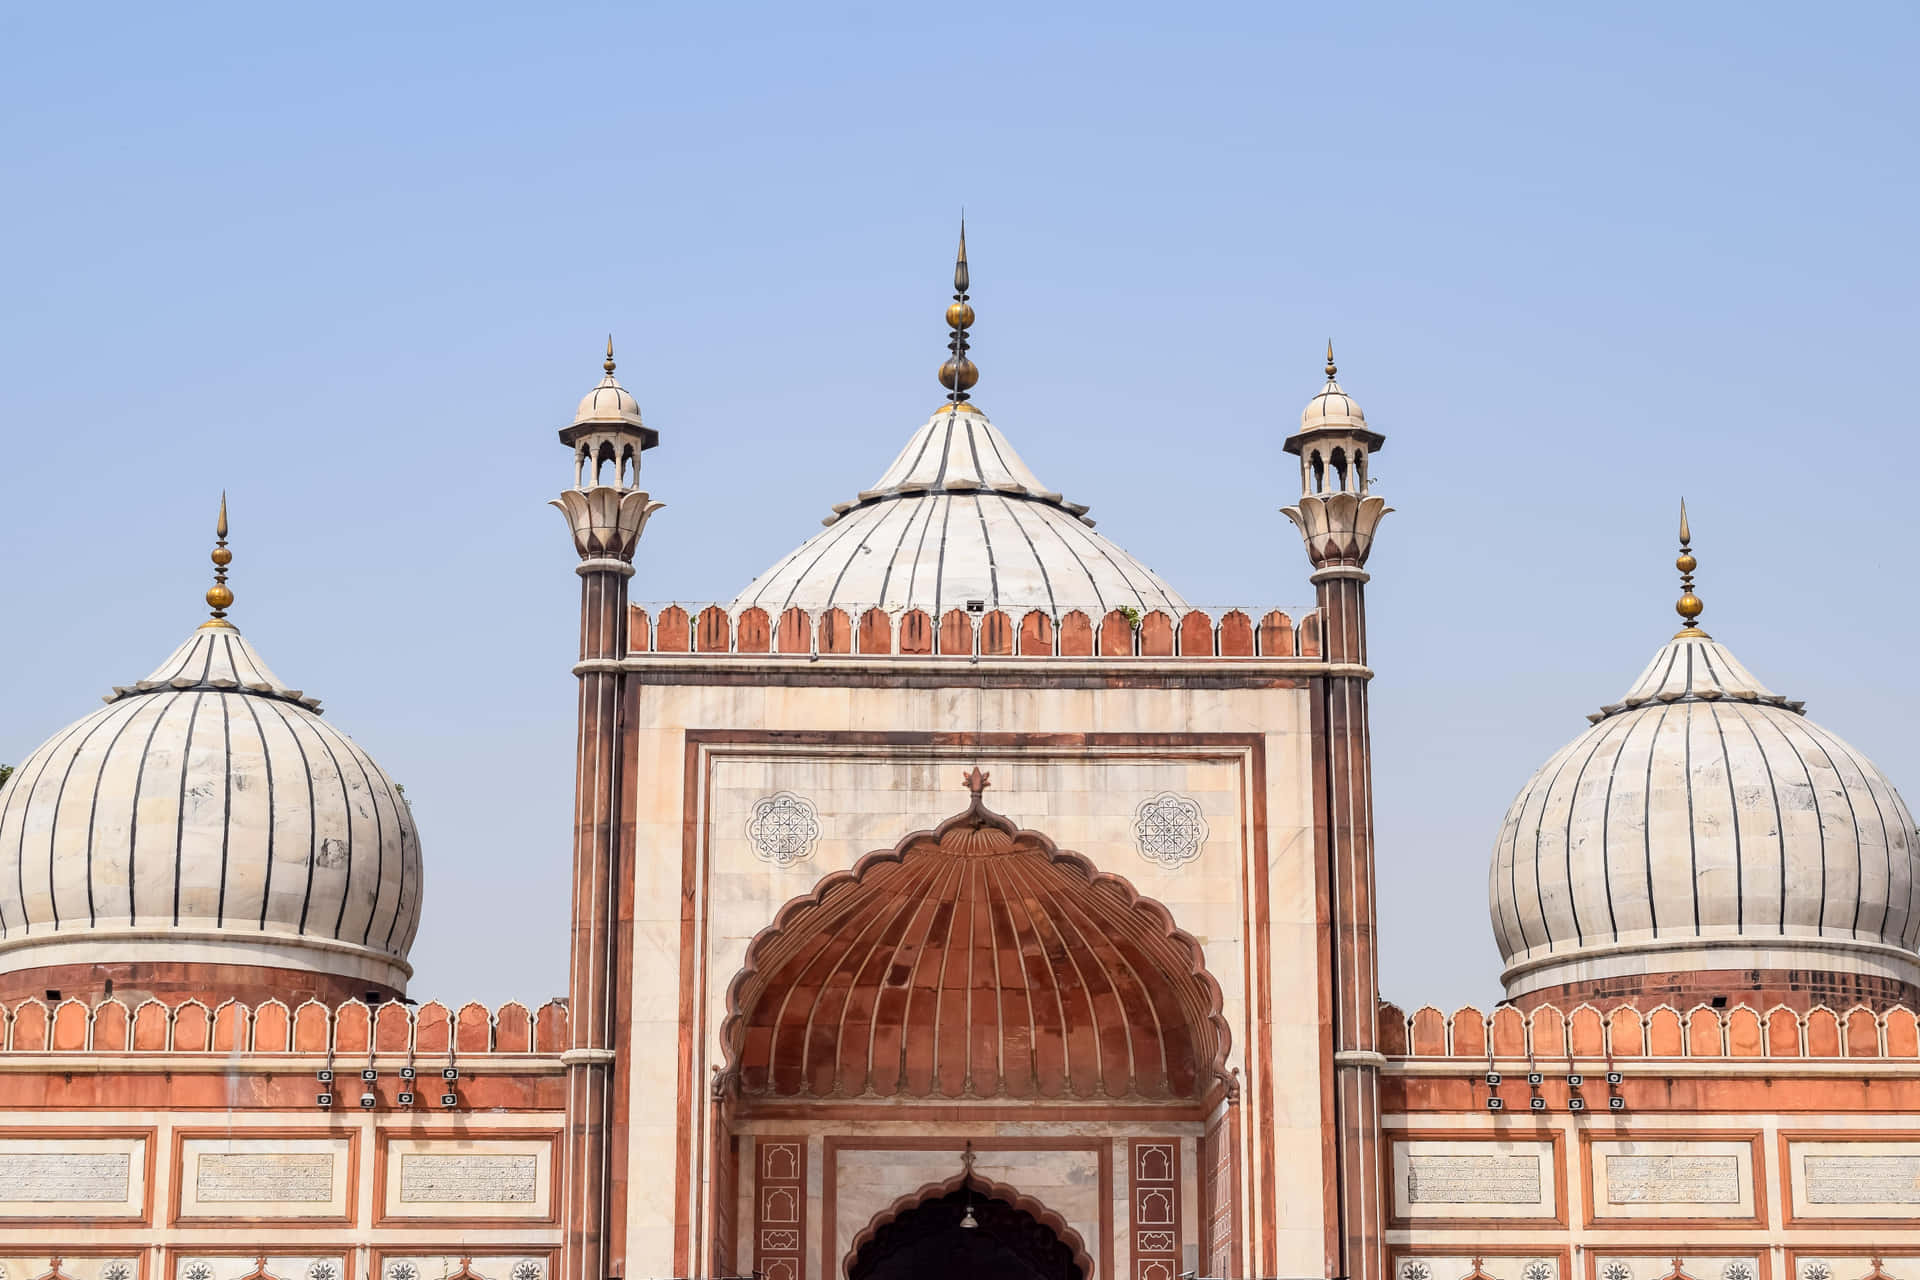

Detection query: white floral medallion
(1133, 792), (1209, 868)
(511, 1264), (544, 1280)
(747, 792), (821, 866)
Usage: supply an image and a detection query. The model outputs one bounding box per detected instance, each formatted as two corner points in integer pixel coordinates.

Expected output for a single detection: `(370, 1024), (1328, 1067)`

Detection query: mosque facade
(2, 239), (1919, 1280)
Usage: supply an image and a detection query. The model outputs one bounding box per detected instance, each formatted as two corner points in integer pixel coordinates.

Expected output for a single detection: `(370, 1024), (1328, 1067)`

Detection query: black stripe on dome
(239, 696), (278, 932)
(261, 699), (322, 936)
(0, 716), (95, 937)
(123, 693), (179, 927)
(80, 698), (150, 927)
(171, 693), (207, 927)
(1598, 700), (1652, 942)
(1641, 704), (1674, 939)
(1704, 704), (1746, 931)
(995, 495), (1058, 617)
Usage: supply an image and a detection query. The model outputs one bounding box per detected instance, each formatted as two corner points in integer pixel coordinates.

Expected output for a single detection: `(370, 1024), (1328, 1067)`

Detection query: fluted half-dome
(1490, 630), (1919, 1004)
(734, 404), (1188, 616)
(0, 623), (422, 997)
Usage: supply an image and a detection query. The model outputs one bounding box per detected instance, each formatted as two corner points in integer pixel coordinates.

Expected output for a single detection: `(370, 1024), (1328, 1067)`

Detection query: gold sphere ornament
(206, 584), (235, 611)
(946, 301), (975, 329)
(939, 358), (979, 392)
(1676, 552), (1696, 574)
(1676, 591), (1703, 622)
(212, 547), (233, 567)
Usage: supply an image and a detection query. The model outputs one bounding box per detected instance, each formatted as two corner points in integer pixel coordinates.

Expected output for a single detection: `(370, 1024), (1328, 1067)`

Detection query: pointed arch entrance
(845, 1175), (1091, 1280)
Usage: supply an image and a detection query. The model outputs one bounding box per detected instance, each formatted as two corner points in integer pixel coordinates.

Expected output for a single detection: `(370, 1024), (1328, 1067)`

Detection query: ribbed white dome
(1300, 374), (1366, 431)
(733, 404), (1188, 616)
(574, 370), (644, 429)
(0, 623), (422, 992)
(1490, 631), (1920, 1000)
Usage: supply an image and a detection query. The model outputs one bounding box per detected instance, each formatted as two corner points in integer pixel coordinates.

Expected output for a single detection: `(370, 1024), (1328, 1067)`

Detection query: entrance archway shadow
(844, 1174), (1091, 1280)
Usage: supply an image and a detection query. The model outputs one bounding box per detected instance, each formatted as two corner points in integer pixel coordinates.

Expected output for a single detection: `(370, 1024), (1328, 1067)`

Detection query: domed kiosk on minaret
(1489, 505), (1920, 1011)
(0, 502), (422, 1004)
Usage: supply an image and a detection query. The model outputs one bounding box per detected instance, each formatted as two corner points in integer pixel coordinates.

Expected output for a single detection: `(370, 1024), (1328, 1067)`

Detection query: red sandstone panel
(858, 607), (892, 654)
(656, 606), (691, 652)
(1410, 1008), (1446, 1056)
(819, 608), (853, 654)
(1178, 610), (1215, 656)
(777, 608), (810, 654)
(1098, 610), (1134, 656)
(628, 605), (651, 653)
(175, 1002), (212, 1051)
(696, 605), (731, 653)
(456, 1002), (493, 1054)
(1139, 611), (1175, 656)
(1568, 1007), (1604, 1057)
(1606, 1006), (1645, 1057)
(1846, 1007), (1880, 1056)
(1889, 1007), (1920, 1057)
(1528, 1005), (1566, 1058)
(1017, 611), (1052, 655)
(938, 609), (973, 655)
(292, 1001), (330, 1052)
(979, 609), (1013, 656)
(495, 1003), (533, 1052)
(210, 1001), (245, 1052)
(1766, 1006), (1802, 1057)
(1646, 1008), (1683, 1056)
(1257, 611), (1293, 657)
(374, 1002), (411, 1052)
(414, 1002), (452, 1054)
(898, 610), (933, 655)
(535, 1000), (569, 1052)
(1297, 611), (1321, 657)
(1727, 1007), (1764, 1057)
(1489, 1006), (1525, 1057)
(1807, 1008), (1842, 1057)
(332, 1003), (368, 1054)
(50, 1000), (87, 1051)
(737, 607), (773, 653)
(1377, 1003), (1408, 1056)
(93, 1000), (131, 1052)
(1058, 611), (1093, 656)
(1450, 1007), (1488, 1060)
(1687, 1007), (1725, 1057)
(1218, 611), (1254, 656)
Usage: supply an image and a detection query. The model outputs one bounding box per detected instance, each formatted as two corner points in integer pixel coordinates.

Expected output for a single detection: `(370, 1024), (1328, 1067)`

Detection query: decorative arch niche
(844, 1170), (1093, 1280)
(719, 777), (1231, 1101)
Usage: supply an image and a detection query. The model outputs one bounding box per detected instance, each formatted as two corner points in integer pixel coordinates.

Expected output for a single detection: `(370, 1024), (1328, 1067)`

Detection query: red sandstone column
(1282, 353), (1390, 1280)
(552, 354), (664, 1280)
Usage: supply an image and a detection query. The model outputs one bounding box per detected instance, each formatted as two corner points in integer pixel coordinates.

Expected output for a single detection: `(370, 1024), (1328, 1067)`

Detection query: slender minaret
(1281, 345), (1391, 1280)
(551, 340), (663, 1280)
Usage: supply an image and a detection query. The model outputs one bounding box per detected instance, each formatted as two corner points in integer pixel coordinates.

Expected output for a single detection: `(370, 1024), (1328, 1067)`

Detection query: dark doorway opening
(847, 1186), (1084, 1280)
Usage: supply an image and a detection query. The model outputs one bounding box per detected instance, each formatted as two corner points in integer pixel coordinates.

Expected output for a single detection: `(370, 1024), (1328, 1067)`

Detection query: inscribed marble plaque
(1804, 1154), (1920, 1204)
(196, 1152), (334, 1202)
(1605, 1155), (1741, 1204)
(0, 1152), (128, 1202)
(400, 1153), (539, 1203)
(1405, 1155), (1541, 1204)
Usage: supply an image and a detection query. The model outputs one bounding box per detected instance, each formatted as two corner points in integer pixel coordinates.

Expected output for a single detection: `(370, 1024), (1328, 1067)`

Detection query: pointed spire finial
(1673, 498), (1707, 638)
(202, 492), (236, 629)
(604, 334), (616, 377)
(1326, 339), (1337, 381)
(938, 218), (979, 410)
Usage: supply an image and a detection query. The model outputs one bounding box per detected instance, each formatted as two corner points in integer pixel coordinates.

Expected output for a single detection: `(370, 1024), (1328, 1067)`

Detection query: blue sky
(2, 3), (1915, 1009)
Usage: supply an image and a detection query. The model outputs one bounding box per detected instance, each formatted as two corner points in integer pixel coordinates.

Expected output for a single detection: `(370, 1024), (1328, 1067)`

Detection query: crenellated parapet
(1381, 998), (1920, 1061)
(624, 602), (1325, 659)
(0, 994), (569, 1057)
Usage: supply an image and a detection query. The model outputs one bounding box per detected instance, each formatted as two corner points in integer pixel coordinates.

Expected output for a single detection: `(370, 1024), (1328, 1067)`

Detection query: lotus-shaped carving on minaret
(1281, 491), (1393, 569)
(551, 485), (666, 563)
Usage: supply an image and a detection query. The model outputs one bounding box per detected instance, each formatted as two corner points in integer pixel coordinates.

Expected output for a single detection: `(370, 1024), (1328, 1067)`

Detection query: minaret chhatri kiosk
(551, 342), (663, 1280)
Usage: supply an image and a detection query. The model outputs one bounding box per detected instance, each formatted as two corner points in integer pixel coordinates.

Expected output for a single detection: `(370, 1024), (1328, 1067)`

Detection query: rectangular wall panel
(1388, 1136), (1560, 1226)
(0, 1133), (147, 1220)
(379, 1135), (556, 1223)
(177, 1134), (352, 1222)
(1786, 1134), (1920, 1224)
(1585, 1135), (1760, 1227)
(1131, 1138), (1181, 1280)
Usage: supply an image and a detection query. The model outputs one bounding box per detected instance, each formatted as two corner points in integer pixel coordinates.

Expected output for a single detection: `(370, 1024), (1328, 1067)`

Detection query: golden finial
(938, 218), (979, 410)
(604, 335), (616, 376)
(201, 492), (236, 629)
(1674, 497), (1707, 638)
(1326, 339), (1337, 381)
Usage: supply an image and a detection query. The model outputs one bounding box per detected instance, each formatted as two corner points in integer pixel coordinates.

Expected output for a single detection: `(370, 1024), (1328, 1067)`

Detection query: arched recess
(844, 1172), (1093, 1280)
(719, 781), (1231, 1101)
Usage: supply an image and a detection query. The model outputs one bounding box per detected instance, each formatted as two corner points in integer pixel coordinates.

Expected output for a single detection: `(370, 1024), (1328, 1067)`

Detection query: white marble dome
(574, 369), (644, 429)
(1489, 630), (1920, 1000)
(0, 622), (422, 993)
(1300, 373), (1366, 431)
(733, 403), (1189, 616)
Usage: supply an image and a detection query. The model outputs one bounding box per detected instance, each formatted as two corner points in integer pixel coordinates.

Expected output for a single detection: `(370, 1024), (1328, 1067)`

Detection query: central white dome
(734, 404), (1188, 617)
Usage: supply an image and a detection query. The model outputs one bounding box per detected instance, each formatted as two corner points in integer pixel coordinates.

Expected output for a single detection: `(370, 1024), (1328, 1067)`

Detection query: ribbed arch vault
(720, 781), (1230, 1101)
